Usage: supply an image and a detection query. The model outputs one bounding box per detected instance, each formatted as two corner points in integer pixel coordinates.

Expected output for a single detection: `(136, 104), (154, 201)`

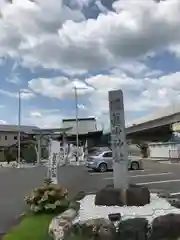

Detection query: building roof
(62, 117), (97, 135)
(32, 127), (73, 134)
(126, 103), (180, 127)
(0, 124), (73, 135)
(62, 117), (96, 122)
(0, 124), (39, 133)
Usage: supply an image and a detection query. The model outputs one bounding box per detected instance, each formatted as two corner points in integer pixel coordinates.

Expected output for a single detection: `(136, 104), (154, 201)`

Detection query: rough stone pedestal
(95, 184), (150, 206)
(150, 214), (180, 240)
(122, 184), (150, 206)
(118, 218), (149, 240)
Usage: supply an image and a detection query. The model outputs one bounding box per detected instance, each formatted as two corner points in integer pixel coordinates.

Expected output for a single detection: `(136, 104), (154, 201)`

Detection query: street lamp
(17, 90), (21, 168)
(74, 87), (78, 162)
(17, 89), (35, 168)
(73, 86), (92, 162)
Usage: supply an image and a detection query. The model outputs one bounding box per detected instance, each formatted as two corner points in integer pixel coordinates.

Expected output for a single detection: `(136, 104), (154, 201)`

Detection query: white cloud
(113, 61), (163, 78)
(67, 0), (93, 9)
(0, 88), (35, 99)
(6, 61), (21, 84)
(28, 76), (93, 99)
(85, 71), (180, 129)
(117, 62), (149, 76)
(2, 0), (180, 129)
(26, 70), (180, 130)
(6, 74), (21, 84)
(20, 89), (35, 99)
(0, 119), (7, 124)
(25, 114), (63, 128)
(27, 0), (180, 71)
(25, 102), (88, 128)
(30, 111), (42, 117)
(25, 108), (65, 128)
(0, 0), (84, 70)
(0, 0), (180, 73)
(78, 104), (87, 110)
(95, 0), (109, 14)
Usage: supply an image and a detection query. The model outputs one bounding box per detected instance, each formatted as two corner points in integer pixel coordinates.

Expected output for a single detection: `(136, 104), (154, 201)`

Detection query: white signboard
(109, 89), (128, 189)
(49, 140), (60, 184)
(84, 140), (88, 161)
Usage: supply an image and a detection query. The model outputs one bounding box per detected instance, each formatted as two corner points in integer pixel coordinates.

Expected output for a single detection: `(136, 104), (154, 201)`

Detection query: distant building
(0, 125), (38, 148)
(0, 125), (48, 162)
(59, 117), (103, 147)
(148, 142), (180, 160)
(62, 117), (97, 134)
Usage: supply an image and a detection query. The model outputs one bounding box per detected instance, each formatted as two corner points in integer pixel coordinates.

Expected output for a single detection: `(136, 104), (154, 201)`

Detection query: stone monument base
(95, 184), (150, 206)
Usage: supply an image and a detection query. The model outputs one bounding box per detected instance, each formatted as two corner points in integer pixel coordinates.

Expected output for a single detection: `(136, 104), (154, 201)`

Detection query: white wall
(0, 132), (29, 147)
(62, 119), (97, 135)
(0, 132), (18, 147)
(149, 143), (180, 158)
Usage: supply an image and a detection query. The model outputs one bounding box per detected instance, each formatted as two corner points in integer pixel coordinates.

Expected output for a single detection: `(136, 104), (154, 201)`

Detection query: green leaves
(25, 178), (69, 214)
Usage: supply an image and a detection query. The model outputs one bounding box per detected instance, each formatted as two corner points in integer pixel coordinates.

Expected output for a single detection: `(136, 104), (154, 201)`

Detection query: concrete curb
(49, 208), (78, 240)
(159, 161), (180, 165)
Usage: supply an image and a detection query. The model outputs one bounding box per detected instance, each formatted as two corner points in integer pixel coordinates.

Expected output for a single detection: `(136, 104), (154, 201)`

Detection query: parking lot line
(89, 169), (151, 176)
(170, 192), (180, 196)
(104, 172), (172, 180)
(136, 179), (180, 185)
(89, 172), (113, 175)
(131, 172), (172, 178)
(129, 169), (150, 173)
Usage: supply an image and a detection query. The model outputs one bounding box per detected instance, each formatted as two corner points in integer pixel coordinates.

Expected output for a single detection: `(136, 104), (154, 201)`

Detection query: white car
(86, 150), (143, 172)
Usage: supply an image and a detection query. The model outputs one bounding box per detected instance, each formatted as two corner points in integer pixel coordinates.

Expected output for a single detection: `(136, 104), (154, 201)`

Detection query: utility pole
(74, 87), (79, 162)
(73, 86), (90, 162)
(17, 89), (34, 168)
(17, 90), (21, 168)
(37, 135), (41, 165)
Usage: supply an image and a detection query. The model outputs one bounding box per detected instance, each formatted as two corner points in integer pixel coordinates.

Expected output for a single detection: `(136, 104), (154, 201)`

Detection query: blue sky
(1, 0), (180, 130)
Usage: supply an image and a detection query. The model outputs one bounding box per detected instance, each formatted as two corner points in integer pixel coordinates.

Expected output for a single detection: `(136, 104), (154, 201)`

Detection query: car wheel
(131, 161), (139, 170)
(98, 163), (108, 172)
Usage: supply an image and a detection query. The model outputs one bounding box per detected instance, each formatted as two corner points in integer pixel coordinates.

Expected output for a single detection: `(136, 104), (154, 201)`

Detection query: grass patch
(2, 214), (54, 240)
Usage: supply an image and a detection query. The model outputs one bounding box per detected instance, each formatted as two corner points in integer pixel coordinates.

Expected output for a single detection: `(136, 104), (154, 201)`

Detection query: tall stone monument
(95, 89), (150, 207)
(109, 89), (129, 189)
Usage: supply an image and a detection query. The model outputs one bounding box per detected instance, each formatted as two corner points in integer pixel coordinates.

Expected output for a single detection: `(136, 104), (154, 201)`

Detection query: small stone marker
(108, 213), (121, 222)
(49, 140), (60, 184)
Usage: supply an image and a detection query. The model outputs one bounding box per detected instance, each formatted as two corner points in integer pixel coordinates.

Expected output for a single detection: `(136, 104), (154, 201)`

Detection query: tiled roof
(63, 117), (96, 122)
(0, 125), (39, 133)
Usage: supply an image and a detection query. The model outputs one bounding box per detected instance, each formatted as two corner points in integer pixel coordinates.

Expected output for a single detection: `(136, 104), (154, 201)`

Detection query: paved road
(0, 166), (46, 236)
(0, 165), (92, 236)
(2, 160), (180, 236)
(86, 160), (180, 196)
(58, 160), (180, 196)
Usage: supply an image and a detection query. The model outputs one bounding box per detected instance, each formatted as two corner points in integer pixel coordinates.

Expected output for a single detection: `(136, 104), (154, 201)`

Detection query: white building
(62, 117), (97, 135)
(148, 142), (180, 159)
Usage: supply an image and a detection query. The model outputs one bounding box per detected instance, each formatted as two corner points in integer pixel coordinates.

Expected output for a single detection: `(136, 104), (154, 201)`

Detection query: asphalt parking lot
(0, 164), (92, 236)
(85, 160), (180, 197)
(0, 166), (46, 236)
(2, 160), (180, 236)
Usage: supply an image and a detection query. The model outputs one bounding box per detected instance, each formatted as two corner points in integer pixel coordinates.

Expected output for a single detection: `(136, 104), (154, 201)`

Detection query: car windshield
(89, 150), (102, 156)
(93, 150), (102, 156)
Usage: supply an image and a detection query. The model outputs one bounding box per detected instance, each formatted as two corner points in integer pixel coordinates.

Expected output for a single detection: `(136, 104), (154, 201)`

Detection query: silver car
(86, 150), (143, 172)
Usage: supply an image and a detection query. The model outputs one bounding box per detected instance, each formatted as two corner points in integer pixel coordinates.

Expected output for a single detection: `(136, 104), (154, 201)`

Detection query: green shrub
(25, 178), (69, 214)
(4, 149), (17, 163)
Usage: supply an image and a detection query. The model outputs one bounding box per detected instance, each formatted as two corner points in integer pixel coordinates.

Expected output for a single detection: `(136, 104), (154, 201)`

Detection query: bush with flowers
(25, 178), (70, 214)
